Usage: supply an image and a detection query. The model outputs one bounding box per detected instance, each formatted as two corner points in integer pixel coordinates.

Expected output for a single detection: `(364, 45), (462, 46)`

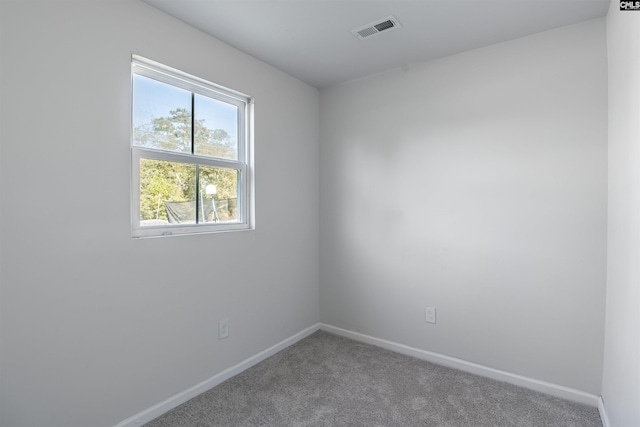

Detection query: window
(131, 55), (253, 237)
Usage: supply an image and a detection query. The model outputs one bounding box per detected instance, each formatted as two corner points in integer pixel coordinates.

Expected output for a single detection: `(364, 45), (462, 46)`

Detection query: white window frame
(131, 55), (254, 238)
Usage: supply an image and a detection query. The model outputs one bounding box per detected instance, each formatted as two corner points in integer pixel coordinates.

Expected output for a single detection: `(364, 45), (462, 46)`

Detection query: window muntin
(131, 55), (252, 237)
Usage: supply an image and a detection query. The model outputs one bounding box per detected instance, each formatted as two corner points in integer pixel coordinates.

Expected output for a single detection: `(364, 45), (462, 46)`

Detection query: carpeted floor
(145, 331), (602, 426)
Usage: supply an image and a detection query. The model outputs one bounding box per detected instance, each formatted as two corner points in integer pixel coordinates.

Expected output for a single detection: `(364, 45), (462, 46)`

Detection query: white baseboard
(598, 396), (611, 427)
(114, 323), (321, 427)
(115, 322), (601, 427)
(319, 323), (599, 407)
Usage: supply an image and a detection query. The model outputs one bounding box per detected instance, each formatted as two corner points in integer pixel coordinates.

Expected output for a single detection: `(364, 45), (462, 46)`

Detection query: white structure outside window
(131, 55), (253, 238)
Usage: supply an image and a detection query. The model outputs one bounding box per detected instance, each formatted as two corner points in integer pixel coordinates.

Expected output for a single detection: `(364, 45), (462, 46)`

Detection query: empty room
(0, 0), (638, 426)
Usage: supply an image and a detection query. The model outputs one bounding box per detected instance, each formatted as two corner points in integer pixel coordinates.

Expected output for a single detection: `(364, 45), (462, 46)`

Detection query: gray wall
(602, 2), (640, 425)
(0, 1), (319, 426)
(320, 19), (607, 395)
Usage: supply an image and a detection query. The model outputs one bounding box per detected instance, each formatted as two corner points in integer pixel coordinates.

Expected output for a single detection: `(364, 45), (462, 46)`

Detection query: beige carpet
(145, 331), (602, 426)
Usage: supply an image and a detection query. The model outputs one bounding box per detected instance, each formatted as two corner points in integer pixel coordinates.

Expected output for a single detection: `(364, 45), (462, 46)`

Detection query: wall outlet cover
(218, 318), (229, 339)
(425, 307), (436, 324)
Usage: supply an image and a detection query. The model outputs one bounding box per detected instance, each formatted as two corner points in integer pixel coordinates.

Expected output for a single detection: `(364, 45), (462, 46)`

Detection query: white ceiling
(142, 0), (610, 88)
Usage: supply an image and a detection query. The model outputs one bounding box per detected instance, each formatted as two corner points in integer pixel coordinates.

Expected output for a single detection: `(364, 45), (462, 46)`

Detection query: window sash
(131, 56), (250, 165)
(131, 149), (249, 235)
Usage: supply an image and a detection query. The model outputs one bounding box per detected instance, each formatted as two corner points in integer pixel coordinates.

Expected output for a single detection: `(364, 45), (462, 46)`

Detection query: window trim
(130, 55), (254, 238)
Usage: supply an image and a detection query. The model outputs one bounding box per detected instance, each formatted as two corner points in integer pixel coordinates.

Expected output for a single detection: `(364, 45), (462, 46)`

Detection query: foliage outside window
(131, 55), (253, 237)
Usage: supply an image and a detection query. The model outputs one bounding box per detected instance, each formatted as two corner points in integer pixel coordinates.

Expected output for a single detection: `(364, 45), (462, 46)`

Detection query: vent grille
(357, 27), (378, 39)
(352, 15), (401, 40)
(374, 20), (395, 32)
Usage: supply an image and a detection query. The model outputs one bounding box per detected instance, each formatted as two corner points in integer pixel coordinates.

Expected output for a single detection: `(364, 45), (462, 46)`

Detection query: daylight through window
(131, 55), (253, 237)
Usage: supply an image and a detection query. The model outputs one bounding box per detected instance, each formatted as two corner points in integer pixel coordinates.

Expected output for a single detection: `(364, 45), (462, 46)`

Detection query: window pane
(139, 159), (196, 225)
(133, 75), (192, 154)
(198, 166), (239, 223)
(194, 94), (239, 160)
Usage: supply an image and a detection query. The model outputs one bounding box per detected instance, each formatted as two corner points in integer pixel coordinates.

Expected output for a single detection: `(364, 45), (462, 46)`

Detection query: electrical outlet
(218, 318), (229, 339)
(425, 307), (436, 324)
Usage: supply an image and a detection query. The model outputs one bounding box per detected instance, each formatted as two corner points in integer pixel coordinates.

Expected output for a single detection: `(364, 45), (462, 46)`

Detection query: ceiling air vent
(352, 15), (401, 40)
